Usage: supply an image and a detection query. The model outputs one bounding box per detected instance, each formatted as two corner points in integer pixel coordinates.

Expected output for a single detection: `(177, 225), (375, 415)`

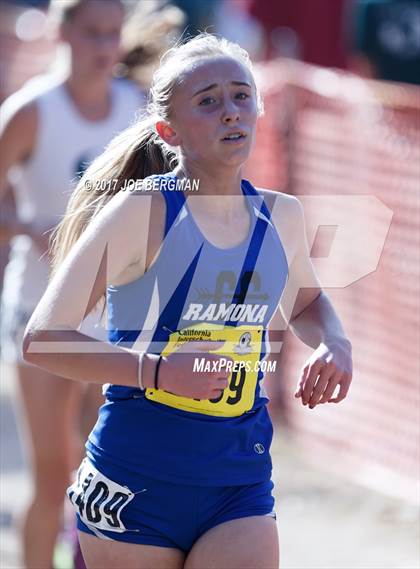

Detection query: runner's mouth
(221, 132), (247, 142)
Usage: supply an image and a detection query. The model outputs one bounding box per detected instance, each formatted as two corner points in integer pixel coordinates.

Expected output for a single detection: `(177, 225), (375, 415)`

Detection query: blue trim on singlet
(149, 244), (204, 351)
(229, 193), (270, 309)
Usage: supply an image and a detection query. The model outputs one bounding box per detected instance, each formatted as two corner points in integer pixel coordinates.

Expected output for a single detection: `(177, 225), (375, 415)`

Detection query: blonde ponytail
(50, 118), (176, 274)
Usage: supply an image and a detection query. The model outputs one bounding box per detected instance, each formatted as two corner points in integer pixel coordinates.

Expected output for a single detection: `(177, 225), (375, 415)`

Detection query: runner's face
(169, 57), (258, 169)
(62, 1), (123, 78)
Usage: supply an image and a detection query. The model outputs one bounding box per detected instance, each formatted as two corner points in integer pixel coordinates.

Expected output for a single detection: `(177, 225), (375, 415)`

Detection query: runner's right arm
(22, 189), (230, 398)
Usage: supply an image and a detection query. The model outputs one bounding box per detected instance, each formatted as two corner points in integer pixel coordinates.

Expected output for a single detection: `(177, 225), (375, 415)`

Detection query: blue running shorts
(69, 457), (276, 552)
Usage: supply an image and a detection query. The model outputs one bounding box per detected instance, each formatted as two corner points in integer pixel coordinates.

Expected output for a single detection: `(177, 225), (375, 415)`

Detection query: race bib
(145, 323), (263, 417)
(67, 458), (136, 533)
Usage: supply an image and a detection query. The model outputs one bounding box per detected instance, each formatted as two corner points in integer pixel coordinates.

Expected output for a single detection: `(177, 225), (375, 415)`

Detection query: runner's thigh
(79, 531), (186, 569)
(184, 515), (279, 569)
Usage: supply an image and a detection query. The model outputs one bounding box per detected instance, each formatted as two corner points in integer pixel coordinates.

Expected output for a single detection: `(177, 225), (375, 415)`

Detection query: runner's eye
(235, 92), (250, 100)
(199, 96), (216, 106)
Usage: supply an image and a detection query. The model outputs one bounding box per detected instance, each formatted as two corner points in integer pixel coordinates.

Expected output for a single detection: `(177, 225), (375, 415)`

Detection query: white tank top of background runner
(2, 77), (142, 310)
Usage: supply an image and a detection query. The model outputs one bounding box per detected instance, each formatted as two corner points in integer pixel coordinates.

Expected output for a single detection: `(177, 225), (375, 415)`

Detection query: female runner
(23, 33), (353, 569)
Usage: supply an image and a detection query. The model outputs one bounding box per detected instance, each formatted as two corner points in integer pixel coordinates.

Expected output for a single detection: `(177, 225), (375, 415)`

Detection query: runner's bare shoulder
(256, 188), (304, 258)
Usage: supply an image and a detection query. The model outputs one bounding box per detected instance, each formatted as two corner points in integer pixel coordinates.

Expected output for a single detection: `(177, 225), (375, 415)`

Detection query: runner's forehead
(175, 57), (254, 97)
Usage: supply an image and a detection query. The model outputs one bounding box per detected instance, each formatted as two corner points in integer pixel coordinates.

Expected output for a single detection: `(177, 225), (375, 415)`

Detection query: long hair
(50, 33), (263, 274)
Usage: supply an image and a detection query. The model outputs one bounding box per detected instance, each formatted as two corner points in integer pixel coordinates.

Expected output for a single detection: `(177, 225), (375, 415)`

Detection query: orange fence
(247, 59), (420, 503)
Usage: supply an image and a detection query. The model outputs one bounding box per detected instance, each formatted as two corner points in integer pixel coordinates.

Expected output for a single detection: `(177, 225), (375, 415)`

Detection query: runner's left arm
(271, 192), (352, 406)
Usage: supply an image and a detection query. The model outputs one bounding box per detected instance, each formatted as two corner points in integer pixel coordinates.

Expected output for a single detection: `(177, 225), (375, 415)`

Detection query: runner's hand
(158, 340), (233, 400)
(294, 339), (352, 409)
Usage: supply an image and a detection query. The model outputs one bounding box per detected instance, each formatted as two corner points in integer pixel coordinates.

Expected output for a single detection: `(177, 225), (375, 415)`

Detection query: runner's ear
(156, 121), (181, 147)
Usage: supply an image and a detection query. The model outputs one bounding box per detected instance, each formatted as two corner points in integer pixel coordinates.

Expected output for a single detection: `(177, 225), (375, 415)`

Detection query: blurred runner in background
(118, 0), (185, 91)
(0, 1), (142, 567)
(0, 0), (54, 310)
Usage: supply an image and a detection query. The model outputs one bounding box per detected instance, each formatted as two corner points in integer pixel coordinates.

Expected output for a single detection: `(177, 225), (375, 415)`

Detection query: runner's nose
(222, 99), (240, 124)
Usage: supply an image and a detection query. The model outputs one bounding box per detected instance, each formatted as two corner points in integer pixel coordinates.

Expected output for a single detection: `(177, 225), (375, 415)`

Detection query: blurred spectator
(168, 0), (217, 35)
(246, 0), (350, 66)
(213, 0), (265, 61)
(2, 0), (49, 6)
(350, 0), (420, 84)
